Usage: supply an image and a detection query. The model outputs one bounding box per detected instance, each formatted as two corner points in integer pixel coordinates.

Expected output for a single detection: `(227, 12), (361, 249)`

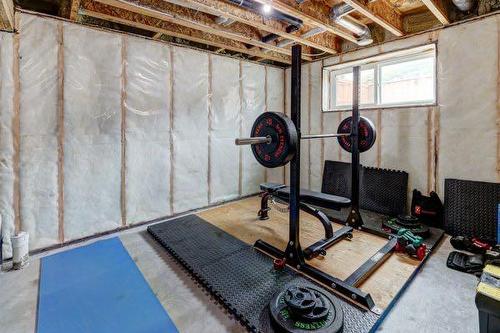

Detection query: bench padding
(260, 183), (351, 210)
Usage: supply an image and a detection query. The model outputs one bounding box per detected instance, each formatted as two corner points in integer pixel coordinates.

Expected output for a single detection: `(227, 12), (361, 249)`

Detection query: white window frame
(322, 44), (437, 112)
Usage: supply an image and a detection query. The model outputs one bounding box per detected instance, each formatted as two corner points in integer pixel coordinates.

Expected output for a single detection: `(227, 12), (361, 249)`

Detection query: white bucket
(11, 232), (29, 270)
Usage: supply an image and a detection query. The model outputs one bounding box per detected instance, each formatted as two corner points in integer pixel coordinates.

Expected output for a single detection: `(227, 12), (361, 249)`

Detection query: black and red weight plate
(337, 116), (376, 153)
(250, 112), (297, 168)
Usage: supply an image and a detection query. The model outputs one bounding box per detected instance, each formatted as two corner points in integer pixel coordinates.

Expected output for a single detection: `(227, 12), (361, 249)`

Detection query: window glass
(333, 68), (375, 107)
(322, 46), (436, 111)
(380, 56), (434, 105)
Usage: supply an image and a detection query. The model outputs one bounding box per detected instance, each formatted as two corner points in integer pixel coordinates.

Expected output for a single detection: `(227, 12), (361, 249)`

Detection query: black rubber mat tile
(444, 178), (500, 242)
(321, 161), (408, 217)
(148, 214), (379, 333)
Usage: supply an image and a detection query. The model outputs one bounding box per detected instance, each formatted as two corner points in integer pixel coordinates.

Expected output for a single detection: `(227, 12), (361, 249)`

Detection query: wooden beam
(70, 0), (82, 20)
(420, 0), (450, 24)
(91, 0), (310, 58)
(78, 7), (291, 64)
(159, 0), (343, 52)
(0, 0), (14, 30)
(343, 0), (404, 36)
(251, 0), (359, 43)
(152, 31), (163, 39)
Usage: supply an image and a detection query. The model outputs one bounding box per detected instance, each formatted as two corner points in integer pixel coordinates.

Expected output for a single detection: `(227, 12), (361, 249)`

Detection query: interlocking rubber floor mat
(148, 214), (379, 333)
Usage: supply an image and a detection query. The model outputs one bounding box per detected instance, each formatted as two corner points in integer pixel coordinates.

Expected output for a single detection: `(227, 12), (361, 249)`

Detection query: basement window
(322, 44), (436, 111)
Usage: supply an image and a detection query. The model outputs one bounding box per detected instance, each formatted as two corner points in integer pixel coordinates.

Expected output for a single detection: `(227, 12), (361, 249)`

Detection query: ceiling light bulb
(262, 4), (272, 14)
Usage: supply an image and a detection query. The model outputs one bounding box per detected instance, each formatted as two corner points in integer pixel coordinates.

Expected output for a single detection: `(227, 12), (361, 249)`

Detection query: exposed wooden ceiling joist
(78, 5), (292, 64)
(251, 0), (361, 43)
(69, 0), (81, 20)
(90, 0), (309, 59)
(420, 0), (450, 24)
(0, 0), (14, 30)
(157, 0), (344, 53)
(342, 0), (404, 36)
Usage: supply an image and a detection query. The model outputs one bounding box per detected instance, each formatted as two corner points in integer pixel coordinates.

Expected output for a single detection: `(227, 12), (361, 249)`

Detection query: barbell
(235, 112), (376, 168)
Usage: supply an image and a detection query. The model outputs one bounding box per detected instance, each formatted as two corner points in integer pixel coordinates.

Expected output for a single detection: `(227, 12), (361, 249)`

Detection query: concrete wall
(285, 14), (499, 207)
(0, 13), (284, 257)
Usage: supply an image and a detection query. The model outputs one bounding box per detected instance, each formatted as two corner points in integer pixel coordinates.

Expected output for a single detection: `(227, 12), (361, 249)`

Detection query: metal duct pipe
(330, 3), (355, 19)
(262, 25), (300, 43)
(451, 0), (475, 11)
(215, 16), (236, 26)
(330, 3), (373, 46)
(226, 0), (303, 27)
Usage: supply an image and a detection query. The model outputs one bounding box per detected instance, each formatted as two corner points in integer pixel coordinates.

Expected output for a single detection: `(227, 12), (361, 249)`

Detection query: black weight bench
(260, 183), (352, 210)
(258, 182), (353, 259)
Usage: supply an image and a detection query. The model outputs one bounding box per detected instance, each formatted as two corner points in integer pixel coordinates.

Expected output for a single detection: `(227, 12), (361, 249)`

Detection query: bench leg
(258, 192), (271, 220)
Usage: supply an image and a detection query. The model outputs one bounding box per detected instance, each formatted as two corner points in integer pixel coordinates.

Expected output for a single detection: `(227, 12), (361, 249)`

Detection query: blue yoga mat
(37, 237), (178, 333)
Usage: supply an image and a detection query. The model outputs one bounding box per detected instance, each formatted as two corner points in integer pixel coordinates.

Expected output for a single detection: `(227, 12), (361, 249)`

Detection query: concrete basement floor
(0, 224), (480, 333)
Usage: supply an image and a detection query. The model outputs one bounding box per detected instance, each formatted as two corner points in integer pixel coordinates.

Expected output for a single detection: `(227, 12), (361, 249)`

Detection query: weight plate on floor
(269, 284), (343, 333)
(337, 116), (376, 153)
(251, 112), (297, 168)
(284, 286), (317, 314)
(382, 218), (430, 238)
(396, 215), (420, 227)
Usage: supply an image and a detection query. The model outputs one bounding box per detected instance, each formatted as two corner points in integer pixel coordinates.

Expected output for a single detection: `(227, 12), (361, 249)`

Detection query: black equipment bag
(411, 189), (444, 228)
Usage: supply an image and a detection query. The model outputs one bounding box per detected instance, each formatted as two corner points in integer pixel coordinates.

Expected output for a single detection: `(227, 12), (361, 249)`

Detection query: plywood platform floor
(198, 196), (426, 310)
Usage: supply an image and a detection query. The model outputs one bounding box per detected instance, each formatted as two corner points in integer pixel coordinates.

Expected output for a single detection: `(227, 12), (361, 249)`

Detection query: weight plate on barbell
(251, 112), (297, 168)
(337, 116), (377, 153)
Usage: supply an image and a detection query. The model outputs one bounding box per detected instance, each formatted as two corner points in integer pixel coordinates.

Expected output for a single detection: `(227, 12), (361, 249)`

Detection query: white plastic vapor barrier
(309, 61), (323, 191)
(323, 112), (342, 163)
(241, 62), (266, 195)
(2, 13), (288, 251)
(437, 16), (498, 194)
(380, 108), (429, 205)
(172, 47), (209, 213)
(265, 67), (285, 184)
(125, 37), (172, 224)
(63, 24), (122, 240)
(359, 111), (378, 167)
(209, 56), (240, 203)
(0, 32), (15, 258)
(18, 14), (60, 249)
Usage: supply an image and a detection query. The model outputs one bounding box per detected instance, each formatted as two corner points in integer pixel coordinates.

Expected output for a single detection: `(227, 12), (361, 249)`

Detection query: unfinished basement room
(0, 0), (499, 332)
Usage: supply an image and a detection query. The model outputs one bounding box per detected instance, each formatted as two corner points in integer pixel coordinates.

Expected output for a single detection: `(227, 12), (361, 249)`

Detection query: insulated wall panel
(309, 62), (323, 191)
(209, 55), (240, 203)
(266, 67), (285, 184)
(437, 16), (498, 194)
(338, 112), (351, 164)
(380, 108), (429, 205)
(323, 112), (342, 164)
(18, 14), (59, 249)
(125, 37), (171, 224)
(359, 110), (378, 167)
(63, 25), (122, 240)
(241, 62), (266, 195)
(172, 47), (209, 213)
(0, 32), (14, 258)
